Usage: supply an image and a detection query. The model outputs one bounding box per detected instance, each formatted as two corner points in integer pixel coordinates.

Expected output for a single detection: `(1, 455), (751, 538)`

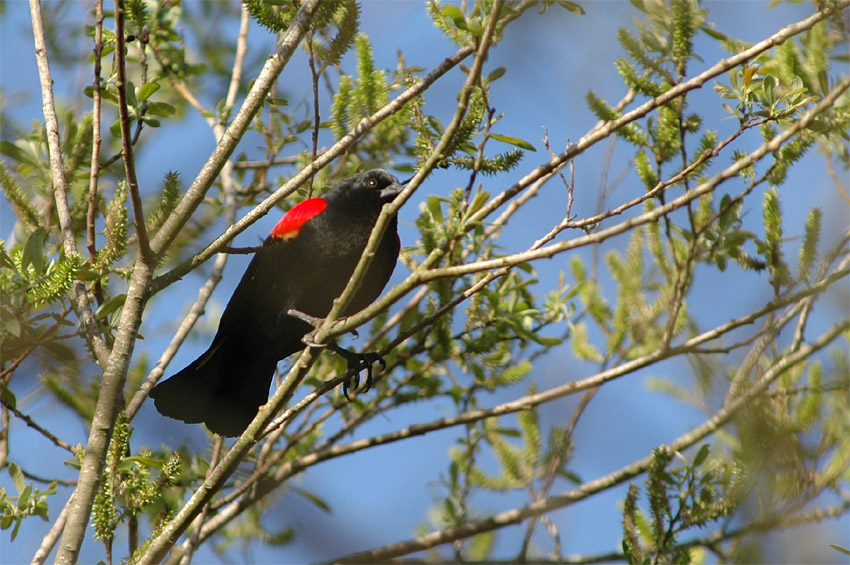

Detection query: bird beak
(379, 176), (408, 201)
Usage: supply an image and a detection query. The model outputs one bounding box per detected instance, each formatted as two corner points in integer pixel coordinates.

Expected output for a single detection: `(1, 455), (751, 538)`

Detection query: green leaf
(16, 484), (32, 510)
(138, 81), (160, 102)
(490, 133), (536, 151)
(63, 456), (82, 470)
(559, 1), (586, 15)
(96, 293), (126, 319)
(126, 80), (137, 108)
(21, 227), (46, 275)
(426, 195), (445, 224)
(110, 119), (123, 139)
(0, 244), (16, 271)
(124, 455), (164, 470)
(440, 4), (467, 30)
(0, 141), (40, 168)
(8, 462), (25, 494)
(11, 517), (22, 541)
(486, 66), (507, 82)
(0, 383), (16, 409)
(146, 101), (176, 117)
(0, 307), (21, 337)
(293, 487), (332, 514)
(495, 427), (521, 438)
(701, 25), (728, 41)
(693, 443), (710, 467)
(467, 190), (489, 216)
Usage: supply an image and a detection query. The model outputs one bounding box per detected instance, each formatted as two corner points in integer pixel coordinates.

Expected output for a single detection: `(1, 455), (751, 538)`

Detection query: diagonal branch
(333, 318), (849, 562)
(309, 0), (505, 348)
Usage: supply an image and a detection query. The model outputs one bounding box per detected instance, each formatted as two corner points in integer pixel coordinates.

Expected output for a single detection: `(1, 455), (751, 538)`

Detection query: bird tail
(150, 342), (278, 437)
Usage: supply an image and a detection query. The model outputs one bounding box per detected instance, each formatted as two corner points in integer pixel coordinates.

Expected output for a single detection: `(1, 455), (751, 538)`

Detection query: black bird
(150, 169), (405, 436)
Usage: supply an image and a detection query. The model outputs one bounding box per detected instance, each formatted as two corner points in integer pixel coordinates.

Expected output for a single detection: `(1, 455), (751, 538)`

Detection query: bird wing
(213, 241), (301, 350)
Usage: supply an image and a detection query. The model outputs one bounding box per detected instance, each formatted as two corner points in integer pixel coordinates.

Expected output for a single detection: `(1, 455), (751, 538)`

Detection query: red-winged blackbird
(150, 169), (405, 437)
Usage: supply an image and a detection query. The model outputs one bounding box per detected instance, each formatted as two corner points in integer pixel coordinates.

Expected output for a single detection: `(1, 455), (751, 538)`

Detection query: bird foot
(328, 343), (385, 401)
(288, 309), (381, 400)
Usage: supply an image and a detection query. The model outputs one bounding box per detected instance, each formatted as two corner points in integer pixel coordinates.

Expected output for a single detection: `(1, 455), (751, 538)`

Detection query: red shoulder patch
(270, 198), (327, 240)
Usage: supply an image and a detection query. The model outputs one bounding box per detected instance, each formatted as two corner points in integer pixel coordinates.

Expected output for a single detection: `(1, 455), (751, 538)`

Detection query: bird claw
(288, 310), (384, 400)
(328, 344), (385, 401)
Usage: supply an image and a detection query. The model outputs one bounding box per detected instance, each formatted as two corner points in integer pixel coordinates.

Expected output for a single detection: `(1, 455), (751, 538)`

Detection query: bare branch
(115, 0), (153, 264)
(27, 0), (109, 368)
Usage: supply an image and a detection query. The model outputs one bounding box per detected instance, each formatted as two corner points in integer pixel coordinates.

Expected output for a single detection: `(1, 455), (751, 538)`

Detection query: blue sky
(2, 1), (848, 563)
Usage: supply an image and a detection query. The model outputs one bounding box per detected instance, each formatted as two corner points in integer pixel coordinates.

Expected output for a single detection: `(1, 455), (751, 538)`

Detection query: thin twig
(0, 396), (75, 453)
(114, 0), (153, 264)
(85, 0), (105, 296)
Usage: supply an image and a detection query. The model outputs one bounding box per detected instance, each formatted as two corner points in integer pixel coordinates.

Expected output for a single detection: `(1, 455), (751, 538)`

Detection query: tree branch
(27, 0), (109, 368)
(54, 3), (324, 562)
(333, 319), (849, 562)
(115, 0), (153, 264)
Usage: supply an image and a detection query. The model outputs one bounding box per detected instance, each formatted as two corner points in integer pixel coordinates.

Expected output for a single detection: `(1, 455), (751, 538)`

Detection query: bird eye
(367, 179), (378, 188)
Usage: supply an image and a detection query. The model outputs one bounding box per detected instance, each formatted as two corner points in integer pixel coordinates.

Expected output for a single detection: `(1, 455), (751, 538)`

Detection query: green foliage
(243, 0), (298, 33)
(449, 148), (524, 176)
(797, 207), (821, 282)
(622, 445), (739, 564)
(715, 68), (818, 123)
(586, 90), (649, 146)
(0, 163), (40, 232)
(434, 398), (577, 560)
(95, 183), (129, 275)
(0, 463), (56, 541)
(145, 172), (182, 237)
(307, 0), (360, 68)
(92, 414), (180, 551)
(427, 1), (478, 48)
(759, 187), (791, 291)
(329, 35), (410, 167)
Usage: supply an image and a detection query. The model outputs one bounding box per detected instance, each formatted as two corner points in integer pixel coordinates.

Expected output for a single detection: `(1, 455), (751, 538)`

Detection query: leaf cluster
(0, 463), (57, 542)
(92, 414), (180, 554)
(622, 445), (742, 564)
